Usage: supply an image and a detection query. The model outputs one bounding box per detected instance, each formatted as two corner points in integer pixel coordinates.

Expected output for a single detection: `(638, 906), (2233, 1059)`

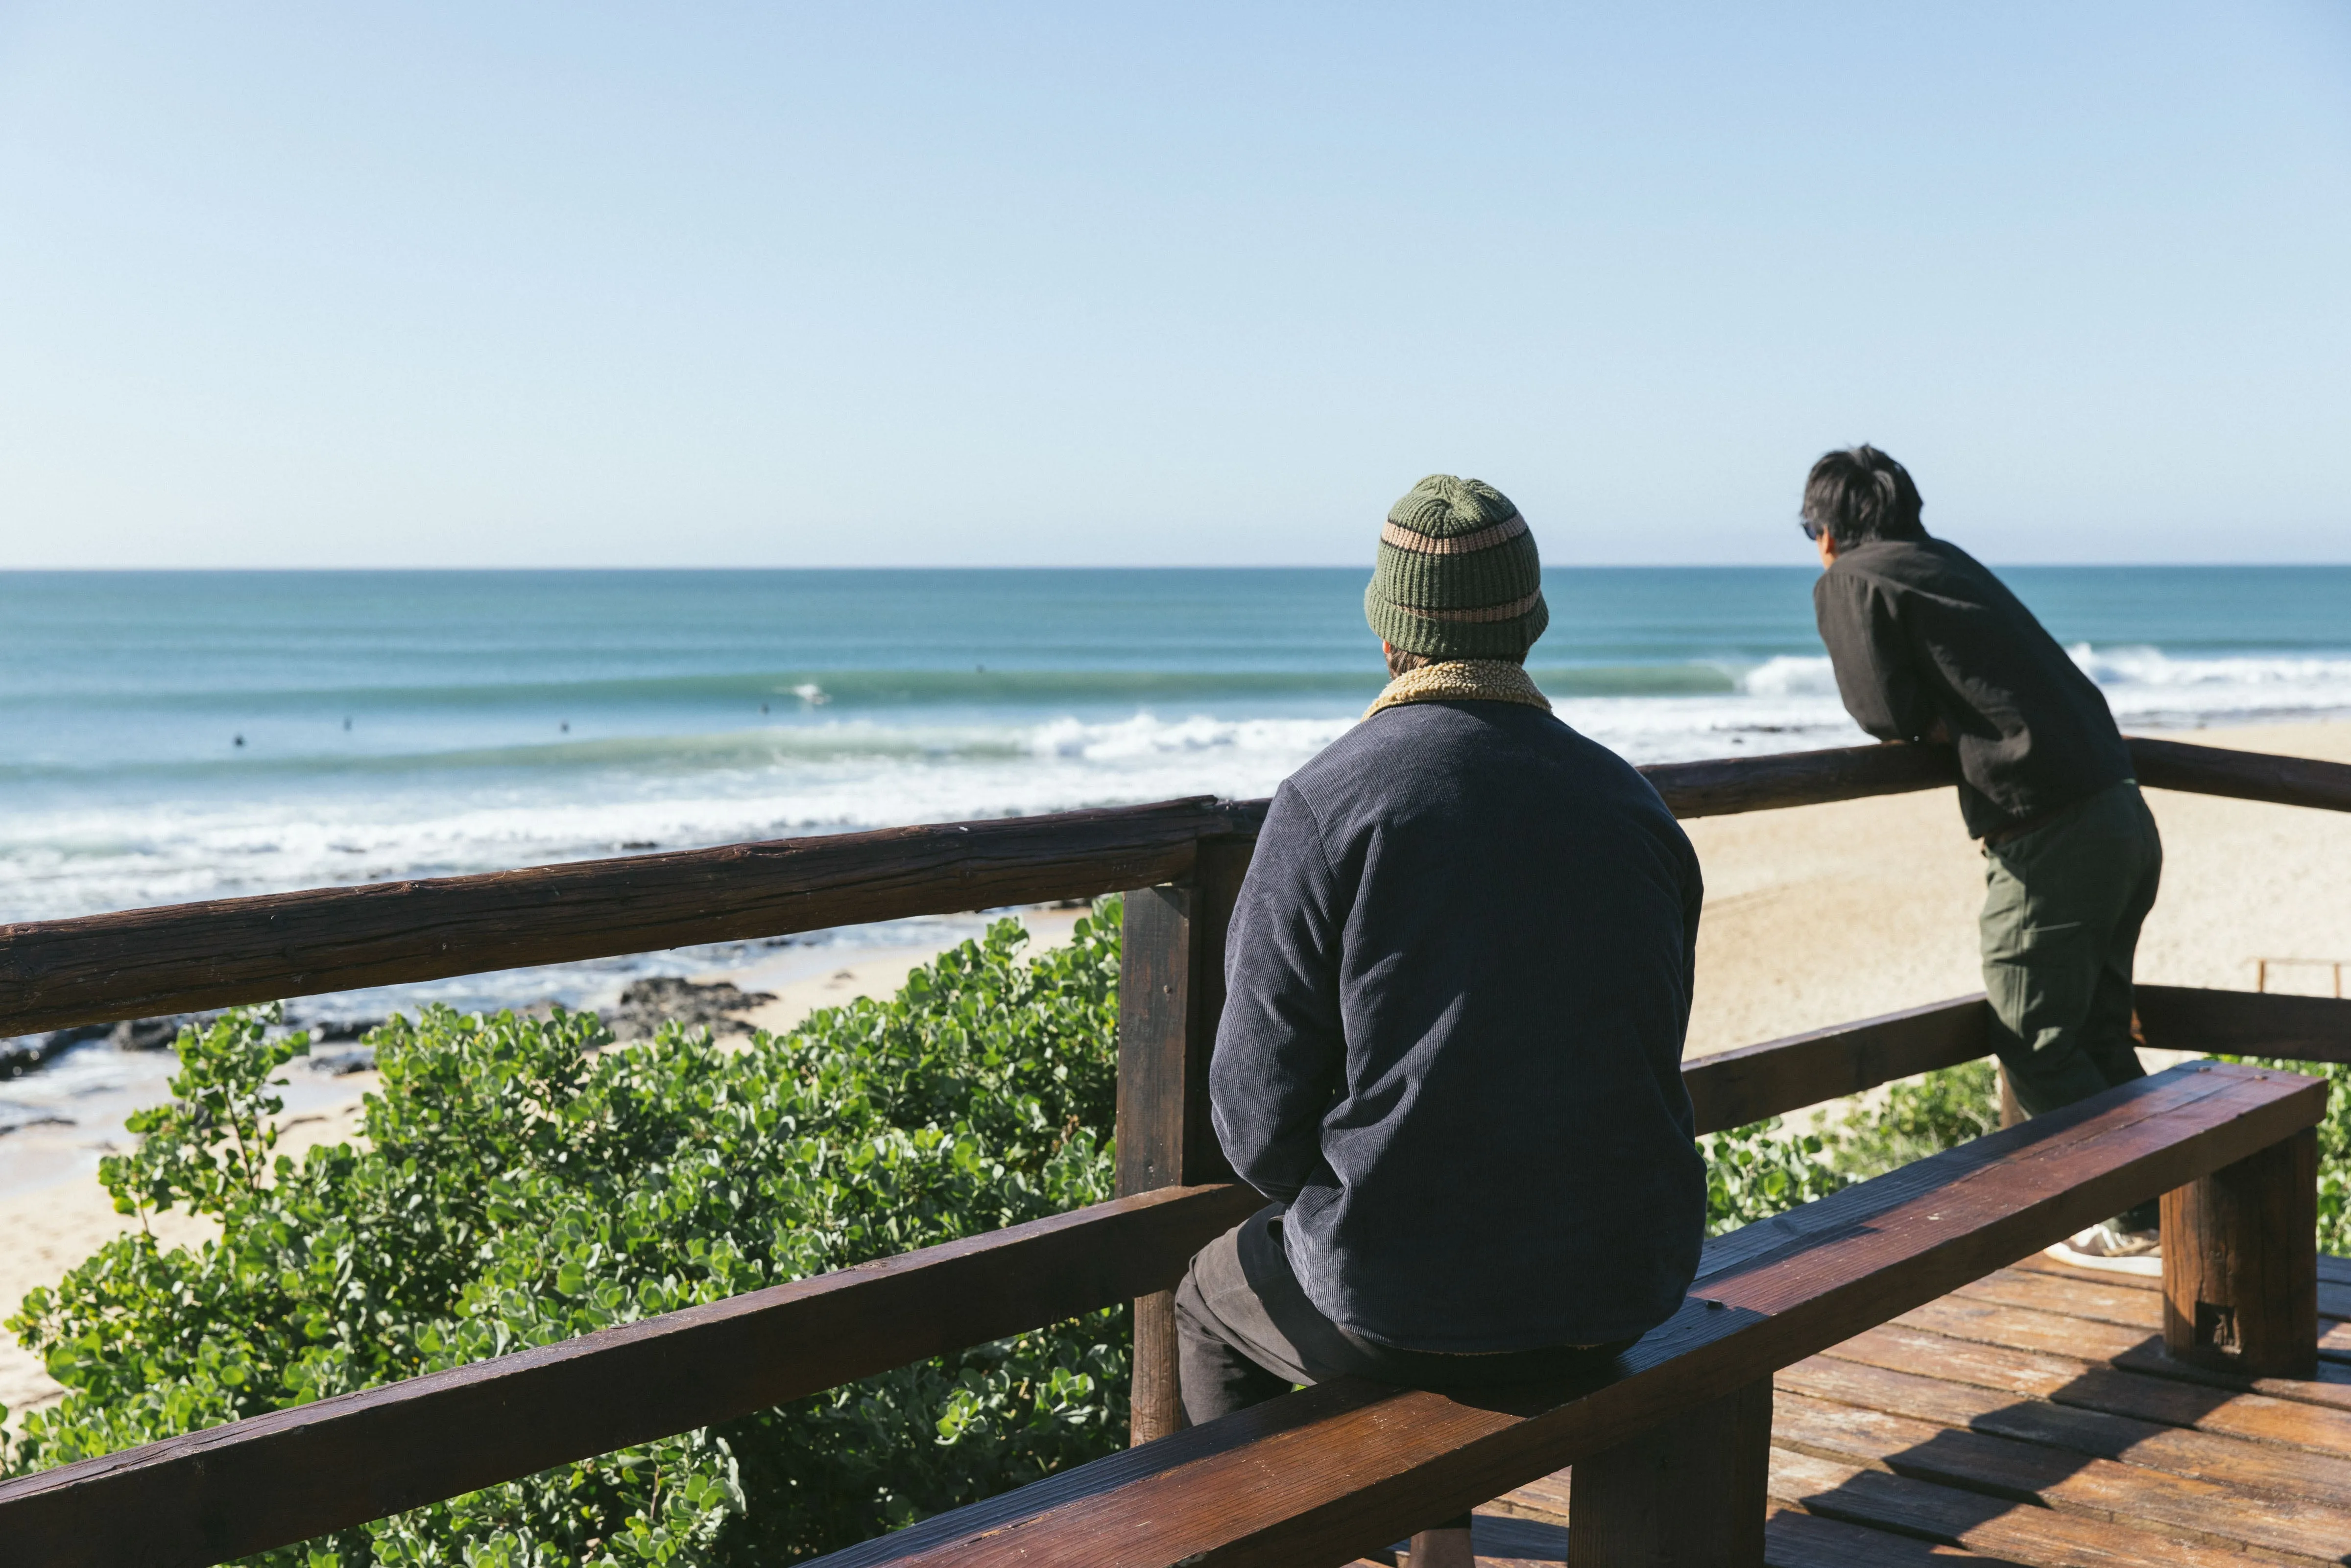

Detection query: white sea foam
(2070, 644), (2351, 727)
(4, 644), (2348, 930)
(1736, 655), (1842, 698)
(0, 713), (1358, 925)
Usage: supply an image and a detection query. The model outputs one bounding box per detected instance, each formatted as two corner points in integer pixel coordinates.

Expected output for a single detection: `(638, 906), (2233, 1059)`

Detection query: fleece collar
(1363, 660), (1552, 720)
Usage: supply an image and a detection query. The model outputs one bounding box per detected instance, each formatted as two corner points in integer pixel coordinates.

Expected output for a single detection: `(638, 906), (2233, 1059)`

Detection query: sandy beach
(5, 723), (2347, 1424)
(1682, 719), (2351, 1053)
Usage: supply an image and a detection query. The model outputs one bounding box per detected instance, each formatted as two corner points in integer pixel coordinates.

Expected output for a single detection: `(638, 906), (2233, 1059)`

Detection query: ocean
(2, 564), (2347, 1179)
(5, 564), (2351, 1007)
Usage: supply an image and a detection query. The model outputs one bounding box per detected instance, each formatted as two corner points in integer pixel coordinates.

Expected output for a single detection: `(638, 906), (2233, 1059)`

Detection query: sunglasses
(1798, 518), (1825, 542)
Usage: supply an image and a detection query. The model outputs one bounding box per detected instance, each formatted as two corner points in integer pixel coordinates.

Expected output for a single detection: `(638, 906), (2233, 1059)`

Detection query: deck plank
(1483, 1470), (1572, 1524)
(2010, 1248), (2351, 1319)
(1773, 1388), (2351, 1560)
(1764, 1504), (2020, 1565)
(1828, 1323), (2351, 1457)
(1895, 1296), (2153, 1363)
(1768, 1447), (2277, 1568)
(1777, 1355), (2351, 1505)
(1897, 1292), (2351, 1406)
(1954, 1268), (2163, 1329)
(1955, 1266), (2351, 1362)
(2007, 1251), (2160, 1291)
(2108, 1336), (2351, 1401)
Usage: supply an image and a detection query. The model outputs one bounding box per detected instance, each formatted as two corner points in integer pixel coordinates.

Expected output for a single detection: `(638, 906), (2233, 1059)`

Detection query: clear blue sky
(2, 3), (2347, 568)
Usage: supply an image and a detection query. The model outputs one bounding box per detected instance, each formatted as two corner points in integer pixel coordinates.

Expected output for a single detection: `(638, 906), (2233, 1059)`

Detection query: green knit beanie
(1365, 475), (1548, 660)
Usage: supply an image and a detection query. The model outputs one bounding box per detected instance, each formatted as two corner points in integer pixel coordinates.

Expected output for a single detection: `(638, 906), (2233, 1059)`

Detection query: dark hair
(1382, 642), (1524, 677)
(1801, 445), (1925, 546)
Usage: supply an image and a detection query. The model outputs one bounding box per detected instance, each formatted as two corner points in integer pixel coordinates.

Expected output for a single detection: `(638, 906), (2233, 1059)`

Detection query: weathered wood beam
(2128, 735), (2351, 813)
(2163, 1126), (2319, 1380)
(1678, 985), (2351, 1138)
(1116, 839), (1250, 1447)
(1568, 1378), (1773, 1566)
(1644, 741), (1958, 818)
(1682, 995), (1989, 1135)
(2136, 984), (2351, 1066)
(0, 798), (1259, 1037)
(0, 1181), (1266, 1568)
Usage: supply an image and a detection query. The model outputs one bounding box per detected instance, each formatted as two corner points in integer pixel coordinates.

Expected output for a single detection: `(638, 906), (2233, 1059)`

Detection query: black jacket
(1814, 538), (2133, 838)
(1210, 699), (1706, 1352)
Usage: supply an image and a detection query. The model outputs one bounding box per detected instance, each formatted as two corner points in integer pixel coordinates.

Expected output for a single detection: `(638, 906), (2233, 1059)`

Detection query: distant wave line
(0, 662), (1762, 710)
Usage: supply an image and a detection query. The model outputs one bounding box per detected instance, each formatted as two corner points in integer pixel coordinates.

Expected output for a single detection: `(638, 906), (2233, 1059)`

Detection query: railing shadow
(1774, 1330), (2351, 1565)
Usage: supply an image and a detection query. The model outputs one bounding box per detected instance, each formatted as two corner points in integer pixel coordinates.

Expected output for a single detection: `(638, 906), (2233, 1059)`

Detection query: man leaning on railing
(1171, 475), (1710, 1568)
(1800, 444), (2165, 1267)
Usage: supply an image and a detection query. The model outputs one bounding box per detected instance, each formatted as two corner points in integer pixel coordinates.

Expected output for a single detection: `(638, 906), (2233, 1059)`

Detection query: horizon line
(9, 560), (2351, 573)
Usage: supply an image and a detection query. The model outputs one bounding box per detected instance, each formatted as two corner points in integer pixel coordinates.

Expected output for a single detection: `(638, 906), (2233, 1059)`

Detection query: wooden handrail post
(1115, 838), (1249, 1445)
(2161, 1122), (2319, 1378)
(1567, 1377), (1773, 1566)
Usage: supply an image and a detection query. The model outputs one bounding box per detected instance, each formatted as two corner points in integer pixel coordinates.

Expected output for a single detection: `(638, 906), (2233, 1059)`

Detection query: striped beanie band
(1364, 474), (1549, 660)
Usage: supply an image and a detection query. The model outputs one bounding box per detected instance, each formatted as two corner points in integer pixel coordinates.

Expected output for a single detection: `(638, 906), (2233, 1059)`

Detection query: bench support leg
(1567, 1378), (1772, 1567)
(2162, 1124), (2317, 1379)
(1405, 1525), (1472, 1568)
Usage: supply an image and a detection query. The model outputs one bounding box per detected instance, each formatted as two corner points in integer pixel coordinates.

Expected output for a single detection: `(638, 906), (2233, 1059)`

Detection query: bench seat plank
(807, 1062), (2321, 1568)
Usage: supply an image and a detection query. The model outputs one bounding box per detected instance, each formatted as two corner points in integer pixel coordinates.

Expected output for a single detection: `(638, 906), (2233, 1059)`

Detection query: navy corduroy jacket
(1210, 698), (1707, 1352)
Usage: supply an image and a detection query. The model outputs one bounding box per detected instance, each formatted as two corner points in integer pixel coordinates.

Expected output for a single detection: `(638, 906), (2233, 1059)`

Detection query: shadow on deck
(1420, 1252), (2351, 1567)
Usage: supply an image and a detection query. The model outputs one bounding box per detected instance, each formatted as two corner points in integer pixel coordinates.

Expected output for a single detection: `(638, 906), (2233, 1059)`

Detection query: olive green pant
(1981, 779), (2163, 1227)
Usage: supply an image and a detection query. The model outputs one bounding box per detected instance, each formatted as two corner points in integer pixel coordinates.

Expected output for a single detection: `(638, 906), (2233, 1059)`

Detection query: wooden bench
(803, 1061), (2325, 1568)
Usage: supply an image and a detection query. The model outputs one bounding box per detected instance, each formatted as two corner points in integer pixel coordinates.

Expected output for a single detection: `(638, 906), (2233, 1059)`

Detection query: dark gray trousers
(1981, 778), (2165, 1230)
(1173, 1205), (1631, 1530)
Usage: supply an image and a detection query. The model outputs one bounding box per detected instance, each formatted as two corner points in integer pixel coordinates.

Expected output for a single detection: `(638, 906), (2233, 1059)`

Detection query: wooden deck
(1418, 1251), (2351, 1567)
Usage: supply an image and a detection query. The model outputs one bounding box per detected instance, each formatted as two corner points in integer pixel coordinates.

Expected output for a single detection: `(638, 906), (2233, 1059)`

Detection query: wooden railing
(0, 735), (2347, 1567)
(11, 735), (2346, 1041)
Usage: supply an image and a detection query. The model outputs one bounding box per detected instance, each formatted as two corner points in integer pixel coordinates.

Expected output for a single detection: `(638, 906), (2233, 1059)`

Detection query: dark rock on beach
(1, 1021), (115, 1079)
(2, 1032), (79, 1081)
(4, 1017), (207, 1079)
(112, 1016), (191, 1051)
(603, 977), (777, 1043)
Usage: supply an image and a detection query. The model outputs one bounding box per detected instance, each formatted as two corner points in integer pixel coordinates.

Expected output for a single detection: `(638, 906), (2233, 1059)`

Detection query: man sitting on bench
(1174, 475), (1710, 1560)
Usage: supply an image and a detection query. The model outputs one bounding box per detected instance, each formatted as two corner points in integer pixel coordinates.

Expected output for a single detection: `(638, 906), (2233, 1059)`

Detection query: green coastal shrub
(1821, 1059), (2002, 1183)
(2, 907), (1129, 1567)
(1693, 1059), (2006, 1235)
(1697, 1118), (1847, 1235)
